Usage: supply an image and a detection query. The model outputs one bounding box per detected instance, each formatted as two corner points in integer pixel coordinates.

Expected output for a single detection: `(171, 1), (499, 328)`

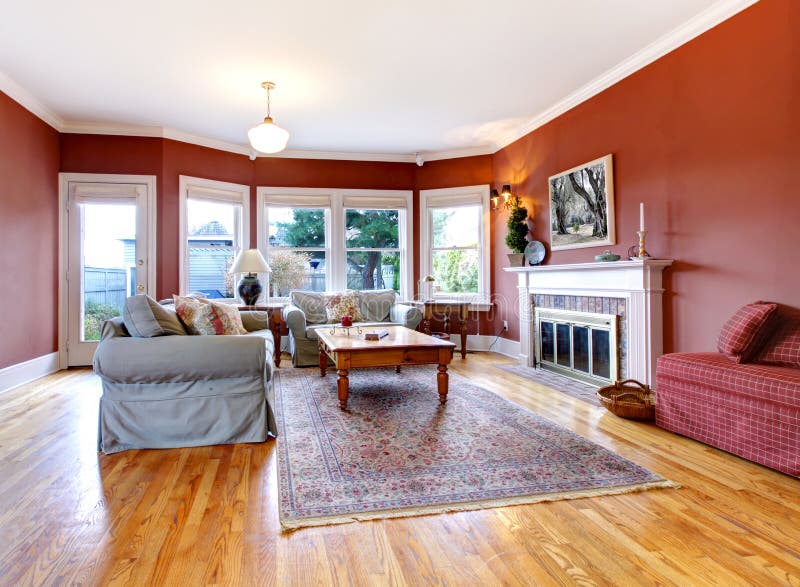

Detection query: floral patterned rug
(275, 366), (676, 530)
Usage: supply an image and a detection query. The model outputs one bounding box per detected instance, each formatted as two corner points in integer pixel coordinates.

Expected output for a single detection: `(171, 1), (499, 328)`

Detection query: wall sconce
(491, 184), (521, 211)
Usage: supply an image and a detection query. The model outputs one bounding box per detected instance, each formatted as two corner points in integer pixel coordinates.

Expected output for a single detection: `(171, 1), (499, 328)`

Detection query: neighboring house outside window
(257, 188), (413, 301)
(419, 185), (490, 303)
(179, 176), (250, 299)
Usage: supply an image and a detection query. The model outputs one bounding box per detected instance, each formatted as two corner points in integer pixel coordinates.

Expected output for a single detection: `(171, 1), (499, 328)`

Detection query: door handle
(137, 259), (144, 266)
(137, 284), (145, 292)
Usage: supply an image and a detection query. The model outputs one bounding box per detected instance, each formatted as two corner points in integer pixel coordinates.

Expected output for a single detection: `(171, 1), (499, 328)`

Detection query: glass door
(66, 182), (152, 366)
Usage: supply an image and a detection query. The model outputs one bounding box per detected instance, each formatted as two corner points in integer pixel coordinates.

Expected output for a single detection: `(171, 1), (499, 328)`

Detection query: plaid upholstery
(717, 301), (777, 363)
(656, 352), (800, 477)
(756, 317), (800, 368)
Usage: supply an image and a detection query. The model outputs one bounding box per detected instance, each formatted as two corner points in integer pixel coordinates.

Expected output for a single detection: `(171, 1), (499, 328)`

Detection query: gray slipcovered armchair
(283, 289), (423, 366)
(93, 298), (276, 454)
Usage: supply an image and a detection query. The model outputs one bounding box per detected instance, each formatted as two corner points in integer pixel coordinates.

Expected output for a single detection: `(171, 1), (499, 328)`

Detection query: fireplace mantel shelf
(504, 259), (673, 274)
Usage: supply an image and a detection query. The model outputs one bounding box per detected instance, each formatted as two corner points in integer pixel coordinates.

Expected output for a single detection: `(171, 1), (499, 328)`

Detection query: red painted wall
(59, 136), (417, 298)
(493, 0), (800, 352)
(0, 92), (60, 368)
(414, 155), (502, 336)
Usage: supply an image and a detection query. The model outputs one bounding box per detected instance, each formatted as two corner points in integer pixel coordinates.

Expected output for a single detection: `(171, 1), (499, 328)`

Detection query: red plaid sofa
(656, 305), (800, 478)
(656, 302), (800, 477)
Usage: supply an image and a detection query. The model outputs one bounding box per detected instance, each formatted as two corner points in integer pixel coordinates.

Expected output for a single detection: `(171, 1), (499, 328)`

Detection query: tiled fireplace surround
(505, 260), (673, 387)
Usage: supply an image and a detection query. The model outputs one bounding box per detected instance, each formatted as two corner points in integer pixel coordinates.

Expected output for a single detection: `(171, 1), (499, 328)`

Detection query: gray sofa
(93, 304), (276, 454)
(283, 289), (423, 366)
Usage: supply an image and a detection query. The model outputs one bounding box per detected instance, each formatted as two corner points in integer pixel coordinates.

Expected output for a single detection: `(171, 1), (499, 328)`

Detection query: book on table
(364, 329), (390, 341)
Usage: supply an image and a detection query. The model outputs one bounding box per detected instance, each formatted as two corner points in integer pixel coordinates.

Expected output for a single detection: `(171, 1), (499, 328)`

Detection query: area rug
(275, 367), (676, 530)
(495, 363), (600, 406)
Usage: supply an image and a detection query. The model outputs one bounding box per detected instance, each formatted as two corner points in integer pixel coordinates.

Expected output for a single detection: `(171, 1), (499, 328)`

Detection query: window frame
(419, 185), (491, 303)
(264, 201), (332, 295)
(257, 187), (413, 300)
(178, 176), (250, 298)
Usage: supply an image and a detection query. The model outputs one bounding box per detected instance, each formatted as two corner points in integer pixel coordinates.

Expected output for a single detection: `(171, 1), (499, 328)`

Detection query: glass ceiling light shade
(248, 81), (290, 154)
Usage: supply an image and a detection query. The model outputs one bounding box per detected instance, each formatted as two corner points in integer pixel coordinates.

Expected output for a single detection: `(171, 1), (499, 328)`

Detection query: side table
(414, 300), (470, 360)
(238, 303), (286, 367)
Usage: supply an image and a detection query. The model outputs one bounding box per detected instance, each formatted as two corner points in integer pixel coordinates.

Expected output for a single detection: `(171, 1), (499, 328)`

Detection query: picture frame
(548, 154), (615, 251)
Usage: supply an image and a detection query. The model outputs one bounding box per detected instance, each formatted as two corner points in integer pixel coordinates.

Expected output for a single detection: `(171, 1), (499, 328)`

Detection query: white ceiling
(0, 0), (751, 159)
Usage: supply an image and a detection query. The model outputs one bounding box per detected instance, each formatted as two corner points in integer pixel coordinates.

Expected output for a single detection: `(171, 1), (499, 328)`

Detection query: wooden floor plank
(1, 354), (799, 585)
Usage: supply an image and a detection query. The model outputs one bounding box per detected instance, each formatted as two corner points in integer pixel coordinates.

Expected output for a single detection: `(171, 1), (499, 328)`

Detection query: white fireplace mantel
(504, 259), (673, 386)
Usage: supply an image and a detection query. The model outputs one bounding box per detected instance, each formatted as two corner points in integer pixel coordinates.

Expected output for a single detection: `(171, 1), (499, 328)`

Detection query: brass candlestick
(637, 230), (651, 259)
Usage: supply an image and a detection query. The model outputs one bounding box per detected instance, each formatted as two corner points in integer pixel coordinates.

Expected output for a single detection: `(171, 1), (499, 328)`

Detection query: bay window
(257, 188), (412, 300)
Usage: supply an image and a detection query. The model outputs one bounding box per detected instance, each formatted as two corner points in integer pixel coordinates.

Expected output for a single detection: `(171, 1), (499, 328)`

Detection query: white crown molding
(60, 120), (163, 137)
(422, 145), (495, 162)
(495, 0), (760, 151)
(265, 149), (417, 163)
(0, 71), (63, 130)
(0, 1), (759, 162)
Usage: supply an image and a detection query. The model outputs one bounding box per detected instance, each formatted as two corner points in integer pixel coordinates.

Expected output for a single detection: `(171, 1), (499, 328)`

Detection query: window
(420, 185), (490, 302)
(179, 176), (250, 298)
(345, 208), (400, 292)
(265, 205), (329, 295)
(257, 188), (413, 300)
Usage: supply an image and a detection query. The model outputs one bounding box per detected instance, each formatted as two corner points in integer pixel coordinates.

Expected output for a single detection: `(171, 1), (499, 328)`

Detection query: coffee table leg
(437, 364), (448, 404)
(319, 345), (327, 377)
(337, 369), (349, 410)
(395, 365), (401, 373)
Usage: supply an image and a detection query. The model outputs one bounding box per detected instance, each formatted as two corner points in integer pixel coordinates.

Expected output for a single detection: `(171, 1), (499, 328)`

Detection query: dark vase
(237, 274), (262, 306)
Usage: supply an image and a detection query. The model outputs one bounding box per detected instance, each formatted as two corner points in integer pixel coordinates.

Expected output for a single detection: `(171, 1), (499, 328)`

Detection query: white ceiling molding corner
(422, 146), (496, 162)
(60, 120), (164, 138)
(495, 0), (760, 152)
(163, 128), (252, 157)
(0, 70), (63, 130)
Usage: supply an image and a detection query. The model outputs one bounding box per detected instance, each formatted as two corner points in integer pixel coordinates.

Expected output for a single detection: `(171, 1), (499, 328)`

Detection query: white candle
(639, 202), (644, 231)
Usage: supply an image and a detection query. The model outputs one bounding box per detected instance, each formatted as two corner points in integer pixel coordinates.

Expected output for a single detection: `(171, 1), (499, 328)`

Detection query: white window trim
(257, 187), (413, 301)
(419, 184), (491, 304)
(178, 176), (250, 297)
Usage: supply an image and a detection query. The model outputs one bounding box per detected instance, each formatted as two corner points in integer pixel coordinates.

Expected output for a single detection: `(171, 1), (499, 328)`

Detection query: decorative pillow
(755, 317), (800, 367)
(123, 295), (186, 337)
(717, 301), (778, 363)
(173, 296), (247, 335)
(290, 291), (328, 325)
(325, 290), (363, 323)
(208, 300), (248, 335)
(359, 289), (396, 322)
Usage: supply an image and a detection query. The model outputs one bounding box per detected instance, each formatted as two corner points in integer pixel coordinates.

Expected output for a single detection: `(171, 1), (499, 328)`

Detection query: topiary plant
(505, 202), (529, 253)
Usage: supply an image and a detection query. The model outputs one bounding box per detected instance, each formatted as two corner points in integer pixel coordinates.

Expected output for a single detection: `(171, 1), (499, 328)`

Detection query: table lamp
(230, 249), (271, 306)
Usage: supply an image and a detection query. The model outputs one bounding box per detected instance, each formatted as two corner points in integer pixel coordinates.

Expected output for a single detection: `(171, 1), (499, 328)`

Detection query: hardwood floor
(1, 353), (799, 586)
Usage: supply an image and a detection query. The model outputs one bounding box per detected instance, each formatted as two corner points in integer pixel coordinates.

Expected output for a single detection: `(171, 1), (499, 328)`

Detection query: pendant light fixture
(248, 81), (290, 154)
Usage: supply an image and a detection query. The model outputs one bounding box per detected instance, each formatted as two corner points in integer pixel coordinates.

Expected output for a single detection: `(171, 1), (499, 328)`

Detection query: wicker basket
(597, 379), (655, 421)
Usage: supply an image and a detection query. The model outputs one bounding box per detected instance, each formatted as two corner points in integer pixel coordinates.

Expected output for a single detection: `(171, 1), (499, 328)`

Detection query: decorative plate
(524, 240), (546, 265)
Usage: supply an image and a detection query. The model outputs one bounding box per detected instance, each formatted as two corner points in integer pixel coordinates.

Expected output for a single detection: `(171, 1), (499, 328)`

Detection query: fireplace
(505, 259), (672, 387)
(535, 308), (619, 385)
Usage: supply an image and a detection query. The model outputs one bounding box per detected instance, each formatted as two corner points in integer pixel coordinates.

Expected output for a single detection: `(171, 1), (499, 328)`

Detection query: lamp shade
(230, 249), (271, 274)
(248, 118), (290, 154)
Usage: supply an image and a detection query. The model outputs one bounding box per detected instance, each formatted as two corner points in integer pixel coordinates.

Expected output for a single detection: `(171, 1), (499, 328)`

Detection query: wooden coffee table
(316, 325), (456, 410)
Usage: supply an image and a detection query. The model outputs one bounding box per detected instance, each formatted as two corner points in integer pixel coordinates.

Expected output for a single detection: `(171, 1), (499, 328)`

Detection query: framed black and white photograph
(548, 154), (615, 251)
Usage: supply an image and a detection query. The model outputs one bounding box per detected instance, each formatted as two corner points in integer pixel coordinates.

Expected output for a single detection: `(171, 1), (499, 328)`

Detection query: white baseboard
(0, 352), (60, 394)
(460, 334), (520, 359)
